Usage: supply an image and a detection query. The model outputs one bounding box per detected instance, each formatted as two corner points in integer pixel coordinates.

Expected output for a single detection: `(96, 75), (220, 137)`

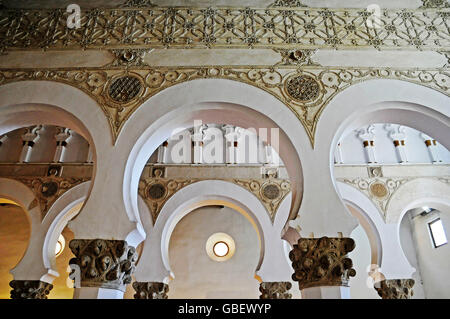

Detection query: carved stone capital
(289, 237), (356, 290)
(133, 282), (169, 299)
(259, 282), (292, 299)
(69, 239), (137, 292)
(375, 279), (415, 299)
(9, 280), (53, 299)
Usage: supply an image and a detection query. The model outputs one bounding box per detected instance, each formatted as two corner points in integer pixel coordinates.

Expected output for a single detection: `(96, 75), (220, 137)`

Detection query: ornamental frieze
(139, 174), (291, 224)
(337, 176), (450, 222)
(5, 175), (90, 220)
(0, 67), (448, 145)
(0, 7), (448, 52)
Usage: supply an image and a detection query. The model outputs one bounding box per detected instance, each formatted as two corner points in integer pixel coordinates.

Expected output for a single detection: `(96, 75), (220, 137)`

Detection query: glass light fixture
(213, 241), (229, 257)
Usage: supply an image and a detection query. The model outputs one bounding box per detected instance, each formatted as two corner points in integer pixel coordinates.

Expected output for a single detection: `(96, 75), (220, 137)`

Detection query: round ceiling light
(213, 241), (229, 257)
(206, 233), (235, 262)
(55, 234), (65, 257)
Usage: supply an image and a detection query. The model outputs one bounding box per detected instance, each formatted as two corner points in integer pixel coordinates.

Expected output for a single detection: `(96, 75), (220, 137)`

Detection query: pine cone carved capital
(289, 237), (356, 289)
(69, 239), (137, 291)
(375, 279), (415, 299)
(133, 282), (169, 299)
(9, 280), (53, 299)
(259, 282), (292, 299)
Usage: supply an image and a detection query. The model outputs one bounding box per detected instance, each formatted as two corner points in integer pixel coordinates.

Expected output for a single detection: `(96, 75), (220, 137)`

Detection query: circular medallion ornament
(262, 183), (281, 200)
(40, 181), (59, 197)
(370, 182), (388, 198)
(285, 75), (320, 102)
(108, 76), (142, 103)
(148, 183), (166, 200)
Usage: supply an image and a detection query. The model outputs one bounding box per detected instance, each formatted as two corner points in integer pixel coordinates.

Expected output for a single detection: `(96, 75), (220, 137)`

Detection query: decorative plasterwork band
(0, 66), (448, 145)
(337, 176), (450, 222)
(139, 175), (291, 224)
(0, 7), (448, 53)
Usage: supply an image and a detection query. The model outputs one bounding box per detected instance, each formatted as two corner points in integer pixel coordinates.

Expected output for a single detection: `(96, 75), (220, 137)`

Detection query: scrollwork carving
(68, 239), (137, 291)
(259, 282), (292, 299)
(289, 237), (356, 290)
(133, 282), (169, 299)
(9, 280), (53, 299)
(374, 279), (415, 299)
(0, 67), (447, 146)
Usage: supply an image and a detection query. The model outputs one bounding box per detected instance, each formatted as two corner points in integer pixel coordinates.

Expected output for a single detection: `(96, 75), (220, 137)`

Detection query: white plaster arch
(120, 79), (307, 242)
(9, 182), (91, 283)
(293, 79), (450, 238)
(134, 180), (293, 283)
(387, 178), (450, 225)
(337, 181), (415, 279)
(42, 182), (91, 275)
(0, 81), (133, 242)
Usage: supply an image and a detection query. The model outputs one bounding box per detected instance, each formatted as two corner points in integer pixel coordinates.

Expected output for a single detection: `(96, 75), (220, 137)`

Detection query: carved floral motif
(9, 280), (53, 299)
(289, 237), (356, 289)
(0, 67), (447, 146)
(374, 279), (415, 299)
(259, 282), (293, 299)
(133, 282), (169, 299)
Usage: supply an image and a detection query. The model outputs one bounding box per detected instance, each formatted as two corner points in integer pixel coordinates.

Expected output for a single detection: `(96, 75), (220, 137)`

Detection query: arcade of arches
(0, 0), (449, 299)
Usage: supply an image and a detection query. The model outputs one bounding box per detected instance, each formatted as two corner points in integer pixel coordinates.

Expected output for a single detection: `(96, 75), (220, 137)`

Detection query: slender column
(133, 282), (169, 299)
(53, 127), (72, 163)
(259, 282), (292, 299)
(9, 280), (53, 299)
(334, 142), (344, 164)
(289, 236), (356, 299)
(157, 141), (168, 164)
(357, 125), (377, 164)
(223, 125), (238, 164)
(385, 124), (408, 163)
(421, 133), (442, 163)
(68, 239), (137, 299)
(374, 279), (415, 299)
(192, 123), (205, 164)
(19, 126), (42, 163)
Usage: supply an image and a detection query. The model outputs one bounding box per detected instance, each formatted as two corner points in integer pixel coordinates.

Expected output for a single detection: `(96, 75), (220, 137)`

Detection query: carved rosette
(289, 237), (356, 290)
(133, 282), (169, 299)
(9, 280), (53, 299)
(69, 239), (137, 291)
(234, 178), (291, 222)
(375, 279), (415, 299)
(259, 282), (292, 299)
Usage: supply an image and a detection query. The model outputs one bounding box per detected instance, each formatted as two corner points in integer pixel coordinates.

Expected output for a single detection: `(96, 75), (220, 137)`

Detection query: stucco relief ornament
(259, 282), (292, 299)
(289, 237), (356, 289)
(9, 280), (53, 299)
(375, 279), (415, 299)
(133, 282), (169, 299)
(69, 239), (137, 291)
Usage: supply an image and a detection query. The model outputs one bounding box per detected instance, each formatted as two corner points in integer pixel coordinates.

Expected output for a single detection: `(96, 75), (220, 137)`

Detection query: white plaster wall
(168, 206), (261, 299)
(406, 210), (450, 298)
(348, 225), (379, 299)
(338, 123), (450, 165)
(399, 214), (426, 299)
